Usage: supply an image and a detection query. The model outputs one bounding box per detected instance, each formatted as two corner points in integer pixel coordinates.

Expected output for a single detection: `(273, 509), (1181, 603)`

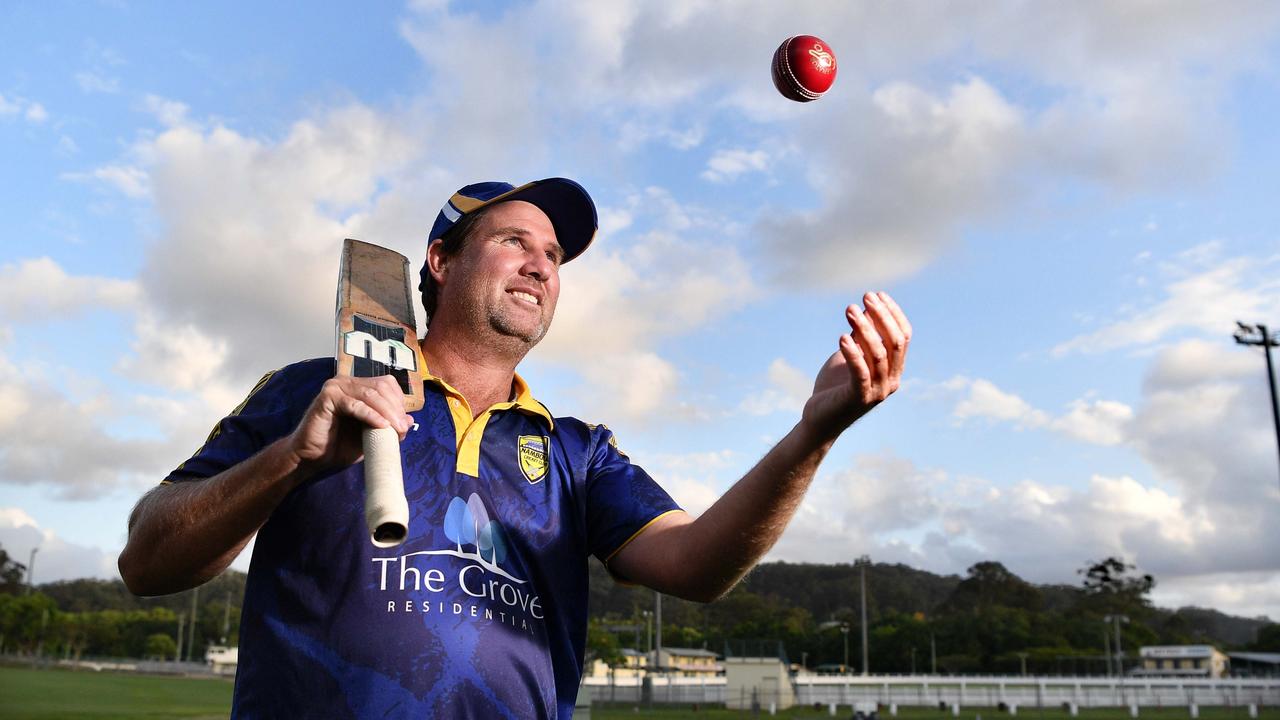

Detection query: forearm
(118, 437), (310, 596)
(616, 420), (836, 602)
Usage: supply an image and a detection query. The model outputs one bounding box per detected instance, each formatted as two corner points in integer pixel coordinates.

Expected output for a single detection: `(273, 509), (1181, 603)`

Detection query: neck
(420, 323), (528, 417)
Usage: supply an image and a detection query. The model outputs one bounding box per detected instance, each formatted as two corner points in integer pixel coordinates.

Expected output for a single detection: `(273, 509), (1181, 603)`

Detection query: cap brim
(498, 178), (598, 263)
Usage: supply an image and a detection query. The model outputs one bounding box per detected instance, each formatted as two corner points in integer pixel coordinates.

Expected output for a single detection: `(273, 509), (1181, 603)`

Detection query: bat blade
(336, 238), (425, 548)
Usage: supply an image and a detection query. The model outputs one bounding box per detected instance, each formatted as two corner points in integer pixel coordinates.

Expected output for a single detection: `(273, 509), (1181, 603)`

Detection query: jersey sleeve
(164, 360), (330, 484)
(584, 424), (682, 568)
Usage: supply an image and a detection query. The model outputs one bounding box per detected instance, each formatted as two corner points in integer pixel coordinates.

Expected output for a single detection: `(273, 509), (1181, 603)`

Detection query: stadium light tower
(1104, 614), (1129, 676)
(1234, 322), (1280, 487)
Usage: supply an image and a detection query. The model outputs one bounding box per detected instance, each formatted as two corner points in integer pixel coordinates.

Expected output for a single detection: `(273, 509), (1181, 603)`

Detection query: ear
(426, 238), (449, 285)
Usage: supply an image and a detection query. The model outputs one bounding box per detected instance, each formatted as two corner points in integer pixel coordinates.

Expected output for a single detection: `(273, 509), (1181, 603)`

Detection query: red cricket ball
(771, 34), (837, 102)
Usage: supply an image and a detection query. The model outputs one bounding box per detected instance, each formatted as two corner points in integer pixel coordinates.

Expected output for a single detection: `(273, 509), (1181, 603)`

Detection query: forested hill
(586, 558), (1276, 673)
(4, 544), (1276, 670)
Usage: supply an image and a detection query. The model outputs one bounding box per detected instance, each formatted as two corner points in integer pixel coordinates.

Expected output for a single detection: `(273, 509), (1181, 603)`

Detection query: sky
(2, 1), (1279, 621)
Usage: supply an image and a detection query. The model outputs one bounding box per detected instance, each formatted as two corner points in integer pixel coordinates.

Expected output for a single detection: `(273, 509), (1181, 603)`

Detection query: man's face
(437, 200), (564, 346)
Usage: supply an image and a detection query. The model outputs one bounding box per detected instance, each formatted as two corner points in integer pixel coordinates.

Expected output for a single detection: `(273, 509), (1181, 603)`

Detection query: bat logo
(344, 315), (418, 396)
(343, 330), (418, 371)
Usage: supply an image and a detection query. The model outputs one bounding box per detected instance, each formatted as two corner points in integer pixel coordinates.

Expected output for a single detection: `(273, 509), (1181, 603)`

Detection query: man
(119, 177), (911, 718)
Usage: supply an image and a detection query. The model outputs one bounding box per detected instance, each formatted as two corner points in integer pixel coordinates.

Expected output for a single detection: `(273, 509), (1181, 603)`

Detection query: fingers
(863, 291), (909, 391)
(844, 291), (911, 399)
(846, 303), (889, 389)
(838, 333), (873, 400)
(322, 376), (413, 434)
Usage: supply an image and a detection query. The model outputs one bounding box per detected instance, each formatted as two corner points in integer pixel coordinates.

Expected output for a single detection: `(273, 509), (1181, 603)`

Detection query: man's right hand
(287, 375), (415, 473)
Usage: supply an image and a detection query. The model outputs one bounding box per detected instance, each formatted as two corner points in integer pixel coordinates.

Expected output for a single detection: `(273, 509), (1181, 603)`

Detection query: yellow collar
(423, 366), (554, 430)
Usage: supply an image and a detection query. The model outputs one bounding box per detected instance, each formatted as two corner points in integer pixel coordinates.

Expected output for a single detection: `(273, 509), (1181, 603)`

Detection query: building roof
(1139, 645), (1220, 659)
(661, 647), (719, 658)
(1229, 652), (1280, 665)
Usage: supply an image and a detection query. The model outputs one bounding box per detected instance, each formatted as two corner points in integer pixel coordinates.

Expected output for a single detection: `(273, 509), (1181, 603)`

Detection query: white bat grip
(363, 426), (409, 548)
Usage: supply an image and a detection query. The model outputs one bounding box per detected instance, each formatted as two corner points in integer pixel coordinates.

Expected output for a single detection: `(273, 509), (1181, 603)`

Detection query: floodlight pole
(1235, 322), (1280, 487)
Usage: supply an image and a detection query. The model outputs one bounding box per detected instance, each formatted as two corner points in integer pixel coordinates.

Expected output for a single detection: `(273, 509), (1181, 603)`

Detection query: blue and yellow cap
(419, 177), (598, 293)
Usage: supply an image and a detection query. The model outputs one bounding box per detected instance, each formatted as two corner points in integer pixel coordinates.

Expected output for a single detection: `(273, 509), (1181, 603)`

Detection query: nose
(523, 250), (555, 282)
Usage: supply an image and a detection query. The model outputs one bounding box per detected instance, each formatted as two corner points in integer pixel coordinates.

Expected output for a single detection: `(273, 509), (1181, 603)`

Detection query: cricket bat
(335, 238), (426, 548)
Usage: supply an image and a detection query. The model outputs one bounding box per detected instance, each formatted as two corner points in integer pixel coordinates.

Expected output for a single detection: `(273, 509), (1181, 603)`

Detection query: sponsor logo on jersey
(518, 435), (549, 484)
(372, 494), (544, 631)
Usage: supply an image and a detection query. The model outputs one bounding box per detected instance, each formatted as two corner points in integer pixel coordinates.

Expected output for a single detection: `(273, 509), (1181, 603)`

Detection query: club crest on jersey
(518, 435), (549, 484)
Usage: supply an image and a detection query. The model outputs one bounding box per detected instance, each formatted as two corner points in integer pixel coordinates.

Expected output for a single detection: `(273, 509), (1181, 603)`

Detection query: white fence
(583, 674), (1280, 708)
(797, 676), (1280, 708)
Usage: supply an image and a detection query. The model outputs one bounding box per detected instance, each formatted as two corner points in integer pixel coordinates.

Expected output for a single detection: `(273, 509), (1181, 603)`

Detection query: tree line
(2, 545), (1275, 669)
(587, 557), (1279, 675)
(0, 547), (243, 662)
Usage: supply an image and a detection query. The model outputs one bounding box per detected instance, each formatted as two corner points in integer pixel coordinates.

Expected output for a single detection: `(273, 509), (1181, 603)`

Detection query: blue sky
(2, 1), (1279, 619)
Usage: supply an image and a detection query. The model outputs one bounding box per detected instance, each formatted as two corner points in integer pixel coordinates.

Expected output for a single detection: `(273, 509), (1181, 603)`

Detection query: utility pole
(176, 612), (185, 664)
(840, 622), (850, 673)
(1234, 322), (1280, 486)
(642, 610), (652, 662)
(221, 591), (232, 645)
(930, 632), (936, 675)
(654, 591), (663, 675)
(187, 586), (199, 663)
(857, 555), (871, 675)
(25, 546), (37, 595)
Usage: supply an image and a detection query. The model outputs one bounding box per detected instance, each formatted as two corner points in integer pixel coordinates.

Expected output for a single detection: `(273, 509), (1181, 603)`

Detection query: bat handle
(362, 425), (409, 548)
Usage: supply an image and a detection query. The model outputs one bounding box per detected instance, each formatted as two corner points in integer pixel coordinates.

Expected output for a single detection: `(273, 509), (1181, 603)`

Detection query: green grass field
(0, 666), (1273, 719)
(0, 666), (233, 720)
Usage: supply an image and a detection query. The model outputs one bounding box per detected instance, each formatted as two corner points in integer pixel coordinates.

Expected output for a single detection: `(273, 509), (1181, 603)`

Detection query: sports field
(0, 666), (1274, 719)
(0, 666), (232, 720)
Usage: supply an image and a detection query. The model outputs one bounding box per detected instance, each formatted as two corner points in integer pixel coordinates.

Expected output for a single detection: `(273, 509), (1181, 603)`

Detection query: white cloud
(740, 358), (811, 416)
(701, 148), (772, 183)
(1048, 398), (1134, 446)
(0, 370), (179, 498)
(1054, 247), (1280, 355)
(538, 188), (756, 420)
(942, 376), (1138, 447)
(141, 94), (189, 127)
(1154, 571), (1280, 619)
(120, 103), (424, 391)
(0, 93), (48, 124)
(951, 376), (1051, 428)
(0, 257), (140, 322)
(646, 449), (739, 516)
(0, 508), (121, 584)
(757, 77), (1028, 289)
(75, 71), (119, 94)
(93, 164), (149, 198)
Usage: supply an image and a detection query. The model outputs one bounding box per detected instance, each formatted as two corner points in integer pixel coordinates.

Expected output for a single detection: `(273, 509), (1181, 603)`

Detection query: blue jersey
(166, 359), (681, 719)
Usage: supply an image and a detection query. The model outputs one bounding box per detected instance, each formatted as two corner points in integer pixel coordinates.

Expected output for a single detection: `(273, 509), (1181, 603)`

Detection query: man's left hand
(802, 291), (912, 440)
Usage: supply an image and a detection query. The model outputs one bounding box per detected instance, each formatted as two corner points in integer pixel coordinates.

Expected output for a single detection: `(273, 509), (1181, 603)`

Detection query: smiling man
(118, 177), (911, 719)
